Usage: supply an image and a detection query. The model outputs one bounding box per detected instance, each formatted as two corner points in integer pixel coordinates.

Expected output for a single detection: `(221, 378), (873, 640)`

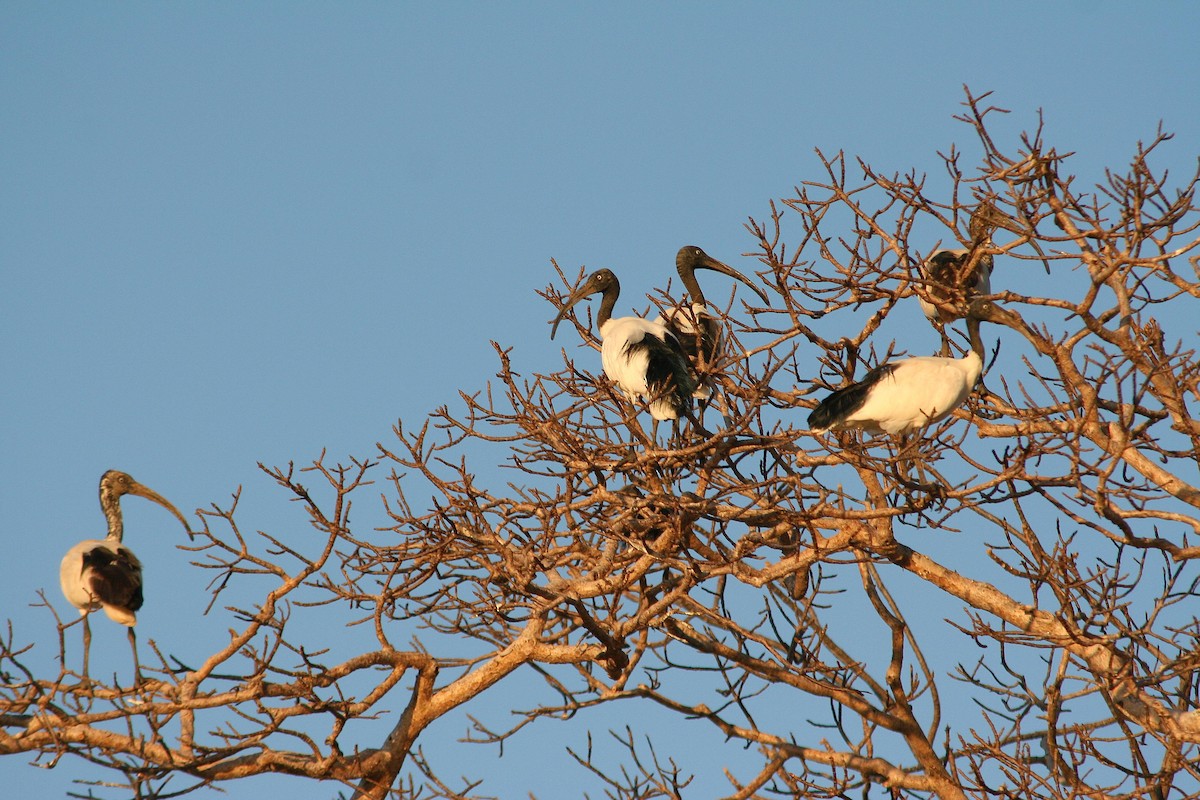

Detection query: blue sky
(3, 4), (1199, 798)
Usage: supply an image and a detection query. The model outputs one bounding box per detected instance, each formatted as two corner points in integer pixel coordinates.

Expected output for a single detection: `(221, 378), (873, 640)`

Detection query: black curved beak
(698, 254), (770, 304)
(550, 285), (592, 340)
(127, 480), (194, 541)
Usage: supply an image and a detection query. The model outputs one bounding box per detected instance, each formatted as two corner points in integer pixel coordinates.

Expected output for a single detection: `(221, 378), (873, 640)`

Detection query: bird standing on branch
(808, 300), (1019, 436)
(60, 469), (191, 682)
(920, 201), (1018, 355)
(656, 245), (769, 426)
(552, 268), (699, 439)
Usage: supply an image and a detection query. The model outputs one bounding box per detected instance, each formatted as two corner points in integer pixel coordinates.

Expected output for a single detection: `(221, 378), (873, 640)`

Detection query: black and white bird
(60, 469), (190, 681)
(655, 246), (769, 423)
(808, 301), (1017, 436)
(919, 201), (1007, 354)
(551, 268), (696, 437)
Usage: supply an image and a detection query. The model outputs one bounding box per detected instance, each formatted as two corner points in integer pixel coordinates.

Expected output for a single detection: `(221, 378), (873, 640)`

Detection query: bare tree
(4, 89), (1200, 800)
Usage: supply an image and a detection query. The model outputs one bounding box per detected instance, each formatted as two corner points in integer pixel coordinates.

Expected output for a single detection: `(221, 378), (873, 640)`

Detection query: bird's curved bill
(128, 481), (194, 540)
(700, 255), (770, 304)
(549, 288), (590, 340)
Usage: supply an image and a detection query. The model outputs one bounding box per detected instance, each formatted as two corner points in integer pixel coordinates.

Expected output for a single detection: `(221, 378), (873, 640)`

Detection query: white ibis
(655, 246), (769, 424)
(808, 301), (1018, 436)
(59, 469), (190, 681)
(551, 268), (697, 437)
(919, 201), (1006, 354)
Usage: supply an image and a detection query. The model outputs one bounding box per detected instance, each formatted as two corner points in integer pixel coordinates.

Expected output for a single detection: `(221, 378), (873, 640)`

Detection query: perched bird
(808, 301), (1018, 436)
(919, 201), (1008, 354)
(656, 246), (769, 424)
(60, 469), (190, 681)
(551, 268), (697, 437)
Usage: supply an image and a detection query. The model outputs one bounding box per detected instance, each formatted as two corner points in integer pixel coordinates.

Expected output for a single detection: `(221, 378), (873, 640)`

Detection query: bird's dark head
(676, 246), (711, 271)
(926, 249), (961, 271)
(675, 246), (769, 304)
(550, 269), (620, 339)
(966, 298), (1022, 326)
(580, 268), (619, 296)
(969, 200), (1020, 243)
(101, 470), (137, 498)
(969, 198), (1051, 274)
(100, 470), (193, 540)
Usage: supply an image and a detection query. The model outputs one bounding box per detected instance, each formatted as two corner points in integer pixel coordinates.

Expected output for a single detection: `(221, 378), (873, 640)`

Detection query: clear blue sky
(3, 4), (1198, 797)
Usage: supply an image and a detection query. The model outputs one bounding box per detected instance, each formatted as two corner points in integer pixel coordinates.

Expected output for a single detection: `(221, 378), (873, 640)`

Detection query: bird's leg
(908, 438), (929, 486)
(616, 404), (648, 462)
(671, 416), (696, 449)
(894, 435), (944, 501)
(714, 386), (734, 429)
(895, 435), (922, 483)
(127, 626), (143, 686)
(684, 408), (712, 441)
(910, 444), (929, 488)
(81, 613), (92, 682)
(694, 390), (710, 430)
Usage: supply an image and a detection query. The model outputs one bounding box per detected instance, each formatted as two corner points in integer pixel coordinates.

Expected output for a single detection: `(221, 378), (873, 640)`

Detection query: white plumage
(60, 469), (190, 681)
(808, 350), (982, 435)
(60, 538), (143, 625)
(655, 246), (768, 418)
(552, 268), (695, 430)
(918, 202), (1005, 357)
(599, 315), (691, 420)
(808, 303), (1020, 436)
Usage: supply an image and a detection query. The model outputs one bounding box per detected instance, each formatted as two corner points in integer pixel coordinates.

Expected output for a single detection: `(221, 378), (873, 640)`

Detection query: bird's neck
(101, 488), (125, 542)
(964, 317), (986, 384)
(104, 509), (125, 541)
(967, 316), (985, 358)
(677, 266), (706, 306)
(595, 285), (618, 329)
(963, 348), (984, 387)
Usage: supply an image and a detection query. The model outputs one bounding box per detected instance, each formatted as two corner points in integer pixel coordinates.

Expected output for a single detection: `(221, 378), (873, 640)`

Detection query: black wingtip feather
(632, 333), (696, 416)
(83, 546), (144, 612)
(808, 364), (895, 431)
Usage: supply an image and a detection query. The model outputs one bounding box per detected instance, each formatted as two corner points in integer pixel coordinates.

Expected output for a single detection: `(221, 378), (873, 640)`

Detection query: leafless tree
(4, 90), (1200, 800)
